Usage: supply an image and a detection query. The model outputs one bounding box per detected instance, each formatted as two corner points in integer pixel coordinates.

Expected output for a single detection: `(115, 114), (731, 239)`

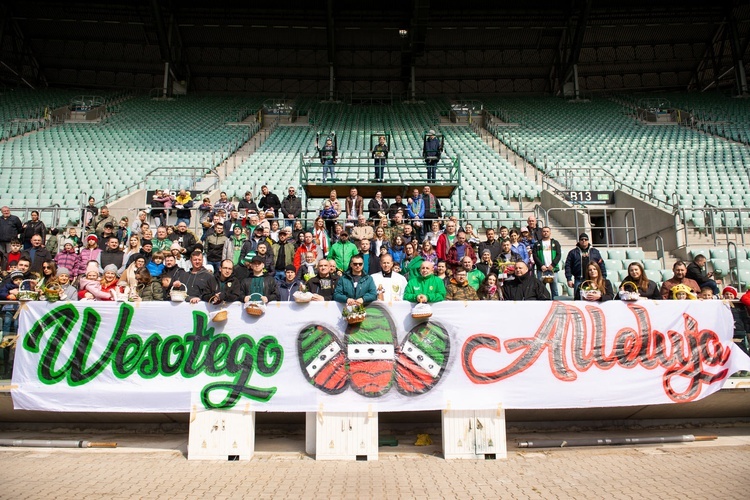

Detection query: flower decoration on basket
(18, 279), (39, 301)
(618, 281), (641, 301)
(342, 304), (367, 324)
(40, 281), (62, 302)
(579, 280), (602, 301)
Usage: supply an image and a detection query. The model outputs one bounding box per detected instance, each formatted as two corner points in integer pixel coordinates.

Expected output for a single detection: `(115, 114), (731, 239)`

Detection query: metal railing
(677, 206), (750, 247)
(3, 205), (78, 229)
(96, 166), (221, 208)
(538, 207), (639, 248)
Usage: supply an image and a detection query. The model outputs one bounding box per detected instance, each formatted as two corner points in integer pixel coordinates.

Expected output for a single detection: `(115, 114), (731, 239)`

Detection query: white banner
(12, 300), (750, 413)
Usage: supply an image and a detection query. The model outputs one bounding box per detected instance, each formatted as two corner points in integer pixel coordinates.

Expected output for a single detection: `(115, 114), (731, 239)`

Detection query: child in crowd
(0, 270), (23, 338)
(698, 286), (715, 300)
(4, 239), (22, 271)
(671, 283), (696, 300)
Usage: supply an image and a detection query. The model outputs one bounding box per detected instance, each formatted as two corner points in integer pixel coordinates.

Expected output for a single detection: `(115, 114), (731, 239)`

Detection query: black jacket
(307, 273), (339, 301)
(215, 274), (244, 303)
(259, 192), (281, 214)
(616, 279), (661, 300)
(240, 274), (279, 302)
(574, 279), (614, 302)
(101, 248), (125, 270)
(174, 268), (218, 301)
(0, 214), (23, 243)
(169, 231), (198, 255)
(502, 272), (551, 301)
(281, 195), (302, 219)
(21, 246), (52, 274)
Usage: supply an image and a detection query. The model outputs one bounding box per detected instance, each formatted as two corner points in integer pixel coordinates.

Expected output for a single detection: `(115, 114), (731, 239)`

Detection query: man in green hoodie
(404, 260), (446, 303)
(328, 231), (359, 275)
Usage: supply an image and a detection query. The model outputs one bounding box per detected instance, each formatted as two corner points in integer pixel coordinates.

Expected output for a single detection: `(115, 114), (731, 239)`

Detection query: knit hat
(57, 267), (71, 276)
(87, 234), (98, 242)
(579, 233), (589, 240)
(722, 286), (738, 298)
(85, 261), (101, 276)
(428, 129), (435, 135)
(9, 270), (23, 281)
(103, 264), (119, 275)
(141, 238), (152, 247)
(170, 242), (182, 251)
(285, 264), (297, 272)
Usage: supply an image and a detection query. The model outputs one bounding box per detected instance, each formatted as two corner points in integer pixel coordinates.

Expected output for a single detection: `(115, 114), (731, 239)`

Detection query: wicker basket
(346, 314), (366, 325)
(542, 272), (555, 284)
(211, 309), (228, 322)
(245, 293), (266, 316)
(343, 304), (367, 324)
(411, 303), (433, 319)
(42, 282), (62, 302)
(245, 303), (265, 316)
(18, 279), (39, 301)
(0, 335), (18, 349)
(293, 291), (313, 303)
(169, 283), (188, 302)
(619, 281), (641, 301)
(579, 280), (602, 301)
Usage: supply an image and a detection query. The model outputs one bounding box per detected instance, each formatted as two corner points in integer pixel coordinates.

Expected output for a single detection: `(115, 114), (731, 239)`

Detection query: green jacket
(333, 270), (378, 304)
(404, 273), (446, 303)
(328, 241), (359, 272)
(467, 269), (484, 290)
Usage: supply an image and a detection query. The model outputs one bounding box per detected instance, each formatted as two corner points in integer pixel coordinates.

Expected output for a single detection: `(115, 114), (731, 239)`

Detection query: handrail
(98, 166), (221, 207)
(543, 206), (638, 247)
(654, 234), (666, 268)
(678, 206), (748, 247)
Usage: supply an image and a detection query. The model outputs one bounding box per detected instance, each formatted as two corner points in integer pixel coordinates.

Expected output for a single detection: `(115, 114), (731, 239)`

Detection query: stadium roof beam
(725, 2), (748, 95)
(4, 13), (46, 89)
(560, 0), (591, 98)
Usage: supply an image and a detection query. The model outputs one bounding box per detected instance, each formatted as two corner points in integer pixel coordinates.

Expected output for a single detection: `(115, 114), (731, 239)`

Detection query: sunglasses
(351, 262), (364, 266)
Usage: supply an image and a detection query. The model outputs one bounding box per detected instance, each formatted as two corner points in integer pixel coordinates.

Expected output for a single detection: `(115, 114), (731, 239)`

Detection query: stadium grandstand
(0, 0), (749, 408)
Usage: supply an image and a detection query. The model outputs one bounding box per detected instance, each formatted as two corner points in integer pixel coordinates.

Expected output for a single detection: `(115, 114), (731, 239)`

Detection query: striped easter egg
(298, 324), (349, 395)
(395, 321), (450, 396)
(346, 305), (398, 397)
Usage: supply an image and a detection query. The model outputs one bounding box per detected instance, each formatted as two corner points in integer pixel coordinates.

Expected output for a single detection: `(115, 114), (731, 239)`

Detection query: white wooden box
(306, 411), (378, 461)
(442, 408), (507, 460)
(188, 408), (255, 461)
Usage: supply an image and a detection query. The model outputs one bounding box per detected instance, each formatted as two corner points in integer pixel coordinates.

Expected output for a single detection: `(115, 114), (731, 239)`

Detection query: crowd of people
(1, 183), (749, 363)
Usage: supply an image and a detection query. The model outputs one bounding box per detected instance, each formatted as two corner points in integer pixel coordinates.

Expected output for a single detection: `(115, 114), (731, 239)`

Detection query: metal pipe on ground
(516, 435), (716, 449)
(0, 439), (117, 448)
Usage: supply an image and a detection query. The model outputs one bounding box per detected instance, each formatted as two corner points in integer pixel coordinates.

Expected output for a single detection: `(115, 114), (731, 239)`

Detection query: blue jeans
(323, 160), (335, 182)
(3, 309), (18, 335)
(275, 271), (286, 283)
(426, 160), (438, 181)
(537, 269), (559, 299)
(374, 159), (386, 180)
(176, 217), (191, 227)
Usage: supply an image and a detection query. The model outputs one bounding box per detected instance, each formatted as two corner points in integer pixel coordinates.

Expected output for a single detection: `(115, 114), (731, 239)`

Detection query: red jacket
(445, 243), (477, 272)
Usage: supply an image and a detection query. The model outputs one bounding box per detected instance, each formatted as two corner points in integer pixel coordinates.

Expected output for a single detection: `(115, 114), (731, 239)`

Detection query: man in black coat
(0, 206), (23, 255)
(169, 221), (198, 257)
(100, 236), (125, 271)
(502, 261), (550, 301)
(280, 186), (302, 228)
(258, 185), (281, 216)
(240, 256), (279, 303)
(21, 234), (52, 274)
(209, 259), (244, 303)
